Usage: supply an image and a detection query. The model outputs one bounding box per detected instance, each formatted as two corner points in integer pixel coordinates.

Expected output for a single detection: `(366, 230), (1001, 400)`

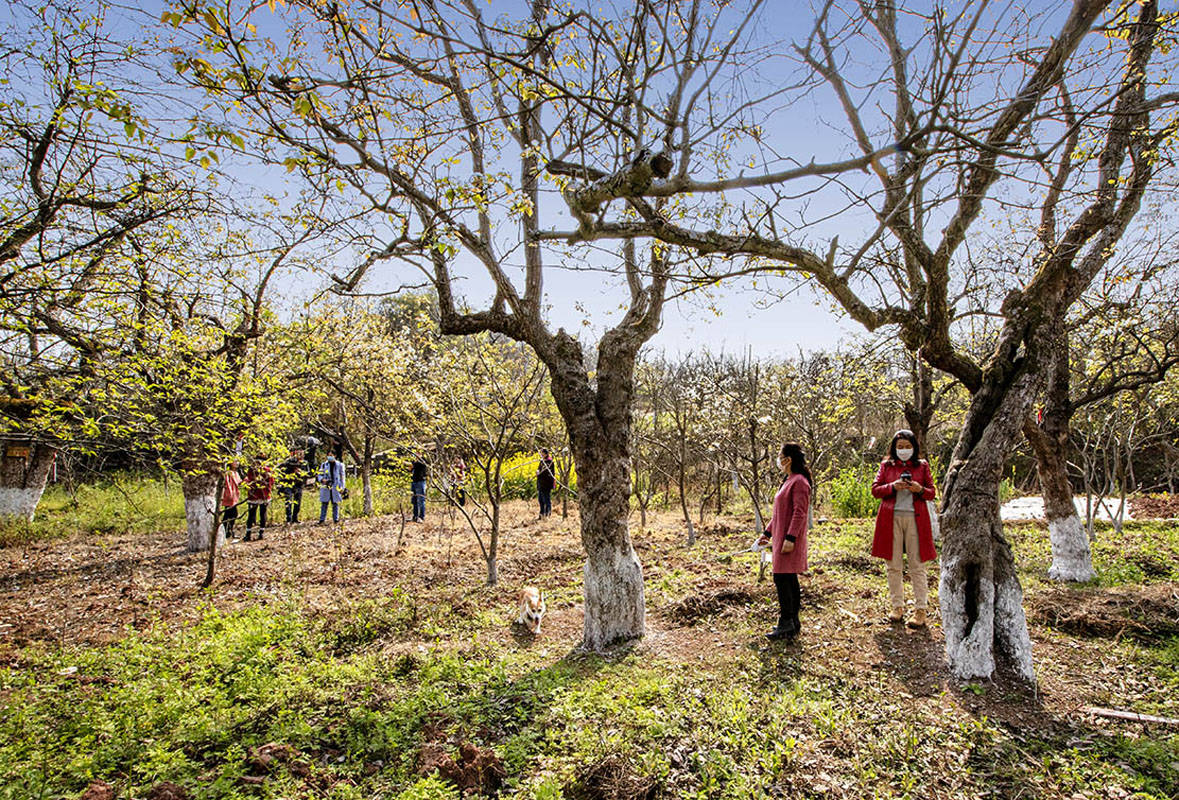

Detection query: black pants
(773, 572), (801, 634)
(538, 486), (552, 517)
(283, 488), (302, 523)
(222, 505), (238, 538)
(246, 502), (268, 538)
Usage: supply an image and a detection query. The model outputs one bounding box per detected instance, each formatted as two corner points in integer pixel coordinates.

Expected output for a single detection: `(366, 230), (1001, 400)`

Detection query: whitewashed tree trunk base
(0, 487), (48, 521)
(939, 366), (1040, 683)
(582, 540), (645, 650)
(184, 473), (221, 552)
(1047, 515), (1095, 582)
(0, 442), (55, 521)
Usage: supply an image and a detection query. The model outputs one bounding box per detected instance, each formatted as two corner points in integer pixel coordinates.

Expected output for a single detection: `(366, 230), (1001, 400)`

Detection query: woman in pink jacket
(757, 442), (813, 641)
(870, 429), (937, 628)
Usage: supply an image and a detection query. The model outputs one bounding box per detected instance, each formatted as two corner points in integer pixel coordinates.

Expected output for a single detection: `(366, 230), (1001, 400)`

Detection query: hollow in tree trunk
(183, 471), (222, 552)
(939, 369), (1040, 682)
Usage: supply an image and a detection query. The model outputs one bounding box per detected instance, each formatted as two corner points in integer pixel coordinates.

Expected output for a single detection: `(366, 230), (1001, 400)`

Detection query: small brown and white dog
(515, 586), (546, 634)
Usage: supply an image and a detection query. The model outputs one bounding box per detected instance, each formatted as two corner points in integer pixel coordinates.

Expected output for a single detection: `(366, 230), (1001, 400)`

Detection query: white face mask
(896, 447), (914, 461)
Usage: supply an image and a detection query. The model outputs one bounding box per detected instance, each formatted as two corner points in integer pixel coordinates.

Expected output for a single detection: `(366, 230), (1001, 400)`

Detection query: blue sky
(4, 0), (1083, 359)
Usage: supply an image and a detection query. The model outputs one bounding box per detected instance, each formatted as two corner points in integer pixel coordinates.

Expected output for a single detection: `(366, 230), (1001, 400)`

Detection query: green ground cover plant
(0, 499), (1176, 799)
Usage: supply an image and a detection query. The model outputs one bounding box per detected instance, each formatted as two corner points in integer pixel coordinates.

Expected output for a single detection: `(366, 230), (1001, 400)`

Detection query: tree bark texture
(488, 497), (500, 586)
(904, 355), (934, 448)
(939, 369), (1040, 682)
(362, 434), (374, 516)
(183, 471), (221, 552)
(546, 332), (645, 650)
(0, 440), (55, 521)
(1024, 418), (1095, 582)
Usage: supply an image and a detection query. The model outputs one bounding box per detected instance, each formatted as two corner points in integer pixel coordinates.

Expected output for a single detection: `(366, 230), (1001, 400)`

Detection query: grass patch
(4, 495), (1179, 799)
(0, 475), (186, 547)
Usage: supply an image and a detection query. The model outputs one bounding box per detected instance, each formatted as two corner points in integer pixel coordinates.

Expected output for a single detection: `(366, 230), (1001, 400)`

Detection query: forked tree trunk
(940, 369), (1040, 682)
(1024, 418), (1094, 582)
(183, 471), (221, 552)
(0, 440), (56, 521)
(547, 332), (645, 651)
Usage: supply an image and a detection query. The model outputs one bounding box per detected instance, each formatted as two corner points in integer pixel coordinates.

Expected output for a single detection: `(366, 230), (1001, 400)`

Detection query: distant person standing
(279, 449), (305, 524)
(450, 456), (467, 507)
(301, 434), (321, 475)
(411, 457), (428, 522)
(318, 453), (346, 525)
(221, 465), (242, 540)
(244, 460), (274, 541)
(536, 448), (555, 518)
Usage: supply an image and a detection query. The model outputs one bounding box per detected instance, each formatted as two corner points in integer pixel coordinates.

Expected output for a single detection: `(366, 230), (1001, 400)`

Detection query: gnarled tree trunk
(547, 331), (645, 650)
(940, 368), (1040, 682)
(1022, 314), (1094, 583)
(1024, 417), (1094, 582)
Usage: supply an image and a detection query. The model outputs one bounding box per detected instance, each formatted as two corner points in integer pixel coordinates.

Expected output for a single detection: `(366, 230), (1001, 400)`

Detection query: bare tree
(527, 1), (1178, 679)
(1023, 270), (1179, 581)
(174, 0), (784, 649)
(437, 335), (549, 585)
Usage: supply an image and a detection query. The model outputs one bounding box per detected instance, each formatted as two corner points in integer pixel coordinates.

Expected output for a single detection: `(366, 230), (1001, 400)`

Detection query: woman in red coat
(757, 442), (813, 641)
(871, 430), (937, 628)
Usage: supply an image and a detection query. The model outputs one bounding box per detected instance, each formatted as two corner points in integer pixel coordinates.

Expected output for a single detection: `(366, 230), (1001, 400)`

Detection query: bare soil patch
(2, 502), (1175, 737)
(1026, 583), (1179, 643)
(663, 586), (759, 626)
(1130, 493), (1179, 519)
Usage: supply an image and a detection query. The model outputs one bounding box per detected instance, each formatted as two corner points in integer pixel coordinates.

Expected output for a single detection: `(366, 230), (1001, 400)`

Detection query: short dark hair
(889, 429), (920, 463)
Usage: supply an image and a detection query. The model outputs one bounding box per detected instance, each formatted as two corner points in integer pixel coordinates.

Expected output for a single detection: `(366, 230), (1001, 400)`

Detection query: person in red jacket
(244, 461), (275, 541)
(221, 465), (242, 540)
(757, 442), (813, 641)
(871, 429), (937, 628)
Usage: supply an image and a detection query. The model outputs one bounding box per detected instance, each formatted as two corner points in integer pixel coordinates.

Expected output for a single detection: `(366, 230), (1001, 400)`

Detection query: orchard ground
(1, 486), (1177, 800)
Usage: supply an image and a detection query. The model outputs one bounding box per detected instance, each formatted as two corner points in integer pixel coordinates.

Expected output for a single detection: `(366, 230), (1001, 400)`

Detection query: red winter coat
(871, 458), (937, 562)
(768, 473), (812, 574)
(245, 466), (274, 503)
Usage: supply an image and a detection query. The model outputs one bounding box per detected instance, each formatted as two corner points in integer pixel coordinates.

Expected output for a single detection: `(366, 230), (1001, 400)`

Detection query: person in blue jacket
(318, 453), (346, 524)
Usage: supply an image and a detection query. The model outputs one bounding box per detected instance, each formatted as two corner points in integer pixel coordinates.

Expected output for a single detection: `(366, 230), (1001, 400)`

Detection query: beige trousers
(888, 513), (928, 610)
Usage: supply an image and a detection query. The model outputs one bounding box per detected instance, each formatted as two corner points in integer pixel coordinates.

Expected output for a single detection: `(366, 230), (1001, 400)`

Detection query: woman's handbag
(929, 503), (941, 542)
